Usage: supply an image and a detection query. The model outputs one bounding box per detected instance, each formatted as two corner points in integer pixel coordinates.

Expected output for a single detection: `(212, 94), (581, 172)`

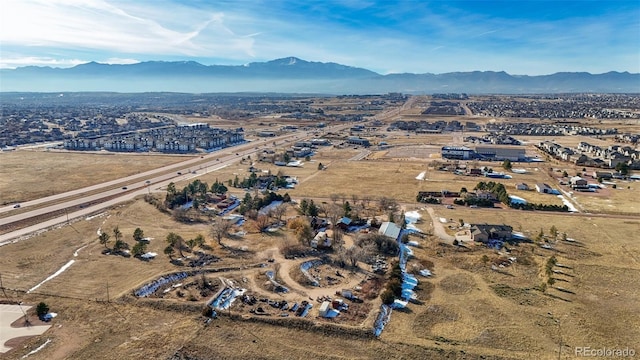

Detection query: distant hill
(1, 57), (638, 94)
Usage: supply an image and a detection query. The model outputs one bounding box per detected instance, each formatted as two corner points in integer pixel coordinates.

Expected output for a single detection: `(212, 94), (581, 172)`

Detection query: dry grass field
(1, 111), (639, 359)
(3, 195), (638, 359)
(380, 207), (640, 359)
(0, 151), (188, 204)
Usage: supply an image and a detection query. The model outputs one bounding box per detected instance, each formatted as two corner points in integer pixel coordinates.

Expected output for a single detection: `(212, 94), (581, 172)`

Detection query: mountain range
(1, 57), (638, 94)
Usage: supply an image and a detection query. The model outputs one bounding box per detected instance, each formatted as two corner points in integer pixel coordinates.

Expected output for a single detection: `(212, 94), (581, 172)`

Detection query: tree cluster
(510, 202), (569, 212)
(237, 191), (290, 215)
(474, 181), (510, 204)
(356, 233), (399, 256)
(165, 179), (226, 209)
(232, 172), (288, 190)
(299, 198), (319, 216)
(99, 226), (131, 256)
(615, 162), (630, 175)
(416, 194), (441, 204)
(453, 197), (495, 207)
(380, 262), (403, 305)
(164, 232), (205, 259)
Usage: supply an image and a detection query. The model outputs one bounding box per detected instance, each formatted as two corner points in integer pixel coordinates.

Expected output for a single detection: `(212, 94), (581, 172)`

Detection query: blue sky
(1, 0), (638, 74)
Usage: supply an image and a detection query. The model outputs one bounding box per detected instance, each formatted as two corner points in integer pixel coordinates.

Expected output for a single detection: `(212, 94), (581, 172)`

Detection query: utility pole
(557, 318), (562, 360)
(106, 282), (110, 303)
(0, 273), (8, 298)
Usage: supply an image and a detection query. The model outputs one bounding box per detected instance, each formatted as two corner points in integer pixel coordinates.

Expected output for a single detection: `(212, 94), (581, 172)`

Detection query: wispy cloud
(0, 56), (87, 69)
(0, 0), (637, 74)
(0, 0), (256, 58)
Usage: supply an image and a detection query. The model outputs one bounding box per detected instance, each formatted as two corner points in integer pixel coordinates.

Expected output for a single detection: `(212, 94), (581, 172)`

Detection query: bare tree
(211, 220), (233, 247)
(332, 228), (344, 249)
(345, 246), (360, 267)
(359, 241), (377, 264)
(352, 202), (364, 220)
(244, 209), (259, 221)
(296, 222), (315, 246)
(326, 203), (343, 228)
(253, 215), (271, 233)
(330, 193), (339, 204)
(378, 197), (399, 213)
(272, 203), (288, 223)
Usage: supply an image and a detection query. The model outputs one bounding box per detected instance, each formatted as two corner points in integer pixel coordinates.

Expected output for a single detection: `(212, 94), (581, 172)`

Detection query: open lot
(1, 103), (639, 359)
(0, 151), (188, 204)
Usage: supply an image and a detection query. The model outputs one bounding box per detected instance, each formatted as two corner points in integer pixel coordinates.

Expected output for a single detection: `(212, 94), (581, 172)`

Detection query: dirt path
(426, 207), (455, 244)
(259, 247), (367, 300)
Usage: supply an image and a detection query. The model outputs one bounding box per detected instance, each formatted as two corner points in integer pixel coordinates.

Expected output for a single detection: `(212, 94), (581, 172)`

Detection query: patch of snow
(509, 195), (527, 205)
(85, 212), (106, 221)
(415, 171), (426, 180)
(73, 244), (88, 257)
(557, 195), (578, 212)
(391, 299), (408, 309)
(419, 269), (432, 277)
(28, 260), (75, 293)
(21, 338), (51, 359)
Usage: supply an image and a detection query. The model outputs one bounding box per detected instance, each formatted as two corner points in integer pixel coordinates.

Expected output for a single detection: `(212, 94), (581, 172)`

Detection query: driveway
(0, 304), (51, 353)
(425, 207), (455, 244)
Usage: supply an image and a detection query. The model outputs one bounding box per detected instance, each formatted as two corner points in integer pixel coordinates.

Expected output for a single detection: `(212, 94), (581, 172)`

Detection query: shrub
(36, 302), (49, 318)
(380, 289), (395, 305)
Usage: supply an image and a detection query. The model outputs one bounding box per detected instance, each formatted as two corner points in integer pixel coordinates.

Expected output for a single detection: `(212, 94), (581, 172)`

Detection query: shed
(379, 222), (402, 241)
(319, 301), (331, 317)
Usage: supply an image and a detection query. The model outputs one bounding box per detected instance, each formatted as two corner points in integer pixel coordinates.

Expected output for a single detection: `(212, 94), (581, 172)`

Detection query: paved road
(0, 96), (413, 243)
(0, 122), (359, 244)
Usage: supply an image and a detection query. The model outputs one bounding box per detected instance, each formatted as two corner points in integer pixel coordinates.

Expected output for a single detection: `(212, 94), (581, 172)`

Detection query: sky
(1, 0), (639, 75)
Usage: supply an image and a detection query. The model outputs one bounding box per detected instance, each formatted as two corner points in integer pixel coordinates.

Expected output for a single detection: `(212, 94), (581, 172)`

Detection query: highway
(0, 122), (358, 245)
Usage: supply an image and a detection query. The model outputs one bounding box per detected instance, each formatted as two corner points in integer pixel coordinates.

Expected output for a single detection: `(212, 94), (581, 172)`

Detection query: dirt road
(425, 207), (455, 244)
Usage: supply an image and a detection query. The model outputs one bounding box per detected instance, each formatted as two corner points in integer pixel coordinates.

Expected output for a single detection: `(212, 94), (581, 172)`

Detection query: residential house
(335, 217), (353, 231)
(569, 176), (588, 190)
(470, 224), (513, 243)
(535, 183), (553, 194)
(592, 171), (613, 180)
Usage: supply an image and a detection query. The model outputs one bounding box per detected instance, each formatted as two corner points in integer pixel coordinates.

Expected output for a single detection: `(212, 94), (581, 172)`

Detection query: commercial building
(474, 146), (527, 161)
(441, 146), (474, 160)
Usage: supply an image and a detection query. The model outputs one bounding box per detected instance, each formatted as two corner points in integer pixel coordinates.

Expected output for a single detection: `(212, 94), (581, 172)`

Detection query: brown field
(1, 112), (639, 359)
(0, 151), (189, 204)
(381, 207), (640, 359)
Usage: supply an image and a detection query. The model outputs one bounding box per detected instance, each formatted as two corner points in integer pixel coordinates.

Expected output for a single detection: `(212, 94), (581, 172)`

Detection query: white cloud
(0, 56), (87, 69)
(0, 0), (255, 58)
